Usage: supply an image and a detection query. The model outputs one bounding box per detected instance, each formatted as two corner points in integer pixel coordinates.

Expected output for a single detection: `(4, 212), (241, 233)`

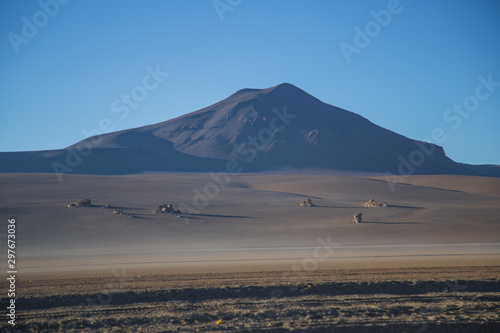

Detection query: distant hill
(0, 83), (493, 177)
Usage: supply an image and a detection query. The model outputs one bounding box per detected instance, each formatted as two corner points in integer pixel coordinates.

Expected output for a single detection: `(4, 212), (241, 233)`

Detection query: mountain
(0, 83), (491, 177)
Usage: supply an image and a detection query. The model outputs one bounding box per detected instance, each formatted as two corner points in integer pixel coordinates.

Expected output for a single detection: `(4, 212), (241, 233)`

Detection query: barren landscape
(1, 172), (499, 331)
(3, 1), (500, 331)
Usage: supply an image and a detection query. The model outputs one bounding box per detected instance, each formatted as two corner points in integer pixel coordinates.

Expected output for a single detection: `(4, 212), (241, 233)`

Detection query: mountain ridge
(0, 83), (495, 177)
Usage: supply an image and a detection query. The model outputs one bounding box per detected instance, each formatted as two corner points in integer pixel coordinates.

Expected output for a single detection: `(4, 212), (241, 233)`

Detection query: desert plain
(1, 172), (499, 332)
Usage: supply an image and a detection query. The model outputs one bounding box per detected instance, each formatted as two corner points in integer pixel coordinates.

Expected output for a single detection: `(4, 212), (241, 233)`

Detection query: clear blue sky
(1, 0), (499, 165)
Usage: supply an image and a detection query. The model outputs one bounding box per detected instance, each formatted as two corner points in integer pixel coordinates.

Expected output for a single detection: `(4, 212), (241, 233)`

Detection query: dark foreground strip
(6, 279), (500, 311)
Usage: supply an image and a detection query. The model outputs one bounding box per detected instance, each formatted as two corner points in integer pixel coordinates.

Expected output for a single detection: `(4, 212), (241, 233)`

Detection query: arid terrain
(1, 258), (499, 332)
(1, 172), (499, 331)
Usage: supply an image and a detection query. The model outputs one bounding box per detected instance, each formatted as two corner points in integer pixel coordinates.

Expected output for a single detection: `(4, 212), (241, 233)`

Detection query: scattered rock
(67, 199), (92, 208)
(113, 209), (123, 215)
(363, 198), (387, 207)
(299, 198), (315, 207)
(155, 204), (181, 214)
(103, 203), (111, 209)
(353, 213), (362, 224)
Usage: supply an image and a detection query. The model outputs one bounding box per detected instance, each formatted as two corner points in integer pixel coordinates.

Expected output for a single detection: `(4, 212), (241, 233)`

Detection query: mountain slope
(0, 83), (486, 176)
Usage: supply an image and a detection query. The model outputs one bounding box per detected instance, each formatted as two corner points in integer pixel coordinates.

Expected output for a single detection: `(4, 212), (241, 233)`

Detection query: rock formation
(299, 198), (315, 207)
(155, 204), (181, 214)
(363, 199), (387, 207)
(67, 199), (92, 208)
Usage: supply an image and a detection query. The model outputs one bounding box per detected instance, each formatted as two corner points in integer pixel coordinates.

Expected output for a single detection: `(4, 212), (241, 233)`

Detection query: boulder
(155, 204), (181, 214)
(299, 198), (315, 207)
(363, 199), (387, 207)
(67, 199), (92, 208)
(353, 213), (362, 224)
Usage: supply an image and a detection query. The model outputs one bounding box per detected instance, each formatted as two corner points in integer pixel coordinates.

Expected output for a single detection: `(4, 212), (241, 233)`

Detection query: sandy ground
(0, 173), (499, 331)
